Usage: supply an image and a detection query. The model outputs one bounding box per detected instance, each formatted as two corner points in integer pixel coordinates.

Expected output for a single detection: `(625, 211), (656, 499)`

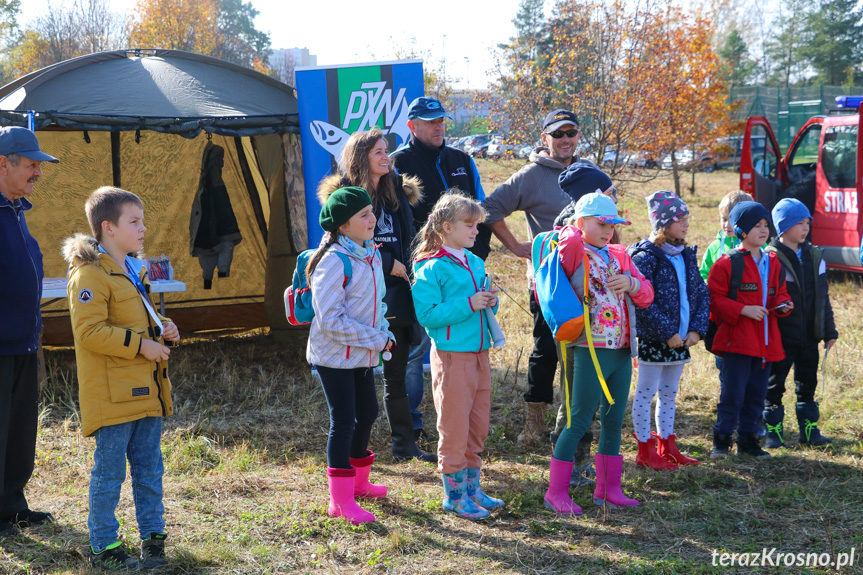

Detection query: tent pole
(111, 131), (121, 187)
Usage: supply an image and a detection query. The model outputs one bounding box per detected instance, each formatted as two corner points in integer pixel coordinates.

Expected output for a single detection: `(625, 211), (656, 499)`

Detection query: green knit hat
(319, 186), (372, 232)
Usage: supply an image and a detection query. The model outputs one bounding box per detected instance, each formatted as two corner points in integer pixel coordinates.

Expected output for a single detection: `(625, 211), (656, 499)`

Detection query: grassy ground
(3, 164), (862, 574)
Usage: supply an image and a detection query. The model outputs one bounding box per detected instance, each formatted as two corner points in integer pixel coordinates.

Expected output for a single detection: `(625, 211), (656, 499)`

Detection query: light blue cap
(573, 192), (631, 225)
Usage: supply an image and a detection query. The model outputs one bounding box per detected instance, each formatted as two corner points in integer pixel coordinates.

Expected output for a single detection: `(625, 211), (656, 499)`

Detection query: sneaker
(140, 533), (167, 569)
(711, 433), (732, 459)
(737, 433), (771, 459)
(89, 543), (142, 571)
(10, 509), (54, 528)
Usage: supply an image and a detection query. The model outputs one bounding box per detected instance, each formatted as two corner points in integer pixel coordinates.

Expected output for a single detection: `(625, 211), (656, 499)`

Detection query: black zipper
(11, 206), (41, 347)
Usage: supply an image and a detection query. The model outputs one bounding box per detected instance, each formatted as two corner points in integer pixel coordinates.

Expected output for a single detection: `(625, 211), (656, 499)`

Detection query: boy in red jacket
(707, 202), (793, 459)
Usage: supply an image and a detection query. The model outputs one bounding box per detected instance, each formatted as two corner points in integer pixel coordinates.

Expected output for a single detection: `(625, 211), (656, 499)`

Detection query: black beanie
(319, 186), (372, 232)
(558, 161), (613, 203)
(729, 201), (770, 240)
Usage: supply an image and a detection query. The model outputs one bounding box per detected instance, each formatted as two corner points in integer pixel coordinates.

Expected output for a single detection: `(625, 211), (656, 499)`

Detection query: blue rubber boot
(442, 470), (489, 520)
(465, 467), (504, 510)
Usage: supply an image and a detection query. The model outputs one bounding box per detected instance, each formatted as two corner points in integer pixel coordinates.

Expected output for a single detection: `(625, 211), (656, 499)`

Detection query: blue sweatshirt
(0, 193), (44, 355)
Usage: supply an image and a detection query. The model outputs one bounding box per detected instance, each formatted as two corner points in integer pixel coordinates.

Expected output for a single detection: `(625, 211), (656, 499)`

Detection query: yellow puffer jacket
(62, 234), (173, 437)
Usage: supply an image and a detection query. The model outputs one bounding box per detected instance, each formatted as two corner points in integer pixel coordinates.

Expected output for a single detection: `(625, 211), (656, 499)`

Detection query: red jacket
(707, 248), (792, 362)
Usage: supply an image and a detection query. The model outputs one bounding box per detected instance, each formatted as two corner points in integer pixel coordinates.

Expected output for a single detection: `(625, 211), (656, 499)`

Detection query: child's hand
(140, 339), (171, 362)
(161, 322), (180, 342)
(667, 334), (684, 348)
(470, 291), (494, 310)
(607, 274), (631, 295)
(390, 259), (409, 282)
(684, 331), (701, 347)
(825, 338), (837, 352)
(775, 300), (794, 314)
(741, 305), (768, 320)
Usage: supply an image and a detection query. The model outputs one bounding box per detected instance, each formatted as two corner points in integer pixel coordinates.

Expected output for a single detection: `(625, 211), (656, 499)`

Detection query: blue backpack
(285, 249), (352, 326)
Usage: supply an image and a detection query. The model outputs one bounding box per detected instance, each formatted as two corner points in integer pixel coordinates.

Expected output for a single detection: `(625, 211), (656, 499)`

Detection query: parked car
(740, 95), (863, 272)
(660, 148), (716, 172)
(518, 141), (540, 158)
(487, 137), (520, 159)
(463, 134), (493, 157)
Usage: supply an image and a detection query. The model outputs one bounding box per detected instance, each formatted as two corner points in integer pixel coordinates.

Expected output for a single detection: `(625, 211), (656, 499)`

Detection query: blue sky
(20, 0), (534, 89)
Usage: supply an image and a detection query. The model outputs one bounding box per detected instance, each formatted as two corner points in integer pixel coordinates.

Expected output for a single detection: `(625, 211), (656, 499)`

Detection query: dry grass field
(2, 161), (862, 574)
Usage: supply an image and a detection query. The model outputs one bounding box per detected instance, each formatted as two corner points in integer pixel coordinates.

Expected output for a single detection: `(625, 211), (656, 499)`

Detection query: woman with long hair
(317, 128), (435, 463)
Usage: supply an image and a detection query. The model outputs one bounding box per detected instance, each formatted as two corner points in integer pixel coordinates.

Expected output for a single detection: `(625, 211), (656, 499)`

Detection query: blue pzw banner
(296, 60), (425, 248)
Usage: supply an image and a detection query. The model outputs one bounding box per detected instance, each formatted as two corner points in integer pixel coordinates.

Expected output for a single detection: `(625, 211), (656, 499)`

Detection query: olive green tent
(0, 49), (308, 344)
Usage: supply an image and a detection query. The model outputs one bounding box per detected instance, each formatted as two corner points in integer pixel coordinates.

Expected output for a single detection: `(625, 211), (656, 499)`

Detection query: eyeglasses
(546, 128), (580, 139)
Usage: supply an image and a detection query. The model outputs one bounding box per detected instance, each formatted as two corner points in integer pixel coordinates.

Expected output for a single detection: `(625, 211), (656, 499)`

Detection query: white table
(41, 277), (187, 315)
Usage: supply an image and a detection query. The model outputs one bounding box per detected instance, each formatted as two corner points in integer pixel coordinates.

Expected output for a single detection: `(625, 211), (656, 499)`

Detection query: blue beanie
(558, 161), (613, 203)
(729, 201), (770, 240)
(772, 198), (811, 237)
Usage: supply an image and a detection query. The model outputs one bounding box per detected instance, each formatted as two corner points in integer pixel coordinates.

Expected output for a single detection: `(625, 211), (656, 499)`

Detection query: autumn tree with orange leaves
(491, 0), (736, 194)
(128, 0), (221, 55)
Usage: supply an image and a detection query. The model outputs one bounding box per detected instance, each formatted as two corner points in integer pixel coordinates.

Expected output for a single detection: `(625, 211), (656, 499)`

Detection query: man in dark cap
(482, 109), (596, 448)
(0, 126), (59, 536)
(389, 96), (488, 450)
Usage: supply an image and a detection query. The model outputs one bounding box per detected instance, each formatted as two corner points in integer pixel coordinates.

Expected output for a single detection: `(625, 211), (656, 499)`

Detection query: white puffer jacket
(305, 240), (393, 369)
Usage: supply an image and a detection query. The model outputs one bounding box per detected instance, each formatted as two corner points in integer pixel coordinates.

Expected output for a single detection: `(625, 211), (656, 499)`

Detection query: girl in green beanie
(306, 186), (395, 525)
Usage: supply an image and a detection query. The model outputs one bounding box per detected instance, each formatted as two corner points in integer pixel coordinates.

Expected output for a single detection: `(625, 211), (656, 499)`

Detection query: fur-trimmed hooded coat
(317, 172), (422, 282)
(62, 234), (173, 437)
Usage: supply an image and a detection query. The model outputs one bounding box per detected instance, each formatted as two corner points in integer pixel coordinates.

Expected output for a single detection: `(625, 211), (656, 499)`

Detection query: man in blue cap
(390, 96), (488, 446)
(0, 126), (59, 536)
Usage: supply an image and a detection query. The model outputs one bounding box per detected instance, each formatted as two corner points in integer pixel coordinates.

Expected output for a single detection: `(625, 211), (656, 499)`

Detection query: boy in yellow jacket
(63, 186), (179, 571)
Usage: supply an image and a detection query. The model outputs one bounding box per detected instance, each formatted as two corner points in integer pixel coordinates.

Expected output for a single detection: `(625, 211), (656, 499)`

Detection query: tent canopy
(0, 49), (308, 343)
(0, 49), (300, 137)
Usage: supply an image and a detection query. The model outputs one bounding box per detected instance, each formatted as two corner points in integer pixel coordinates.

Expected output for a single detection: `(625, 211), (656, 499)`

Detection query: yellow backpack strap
(560, 340), (572, 429)
(581, 257), (615, 406)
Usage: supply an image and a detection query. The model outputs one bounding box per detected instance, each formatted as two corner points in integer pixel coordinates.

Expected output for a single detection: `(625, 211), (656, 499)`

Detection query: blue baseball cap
(573, 192), (631, 225)
(407, 97), (453, 121)
(0, 127), (59, 163)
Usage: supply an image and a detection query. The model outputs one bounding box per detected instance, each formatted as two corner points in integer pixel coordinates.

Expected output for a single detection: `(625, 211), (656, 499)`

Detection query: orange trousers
(431, 348), (491, 475)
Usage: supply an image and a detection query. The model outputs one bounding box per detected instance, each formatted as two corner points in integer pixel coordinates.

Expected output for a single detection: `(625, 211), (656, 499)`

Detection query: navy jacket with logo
(390, 136), (485, 230)
(0, 193), (44, 355)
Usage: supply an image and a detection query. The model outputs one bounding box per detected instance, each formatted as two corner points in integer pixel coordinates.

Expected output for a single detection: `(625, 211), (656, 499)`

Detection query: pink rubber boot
(544, 457), (583, 516)
(593, 454), (639, 509)
(349, 451), (388, 499)
(327, 468), (375, 524)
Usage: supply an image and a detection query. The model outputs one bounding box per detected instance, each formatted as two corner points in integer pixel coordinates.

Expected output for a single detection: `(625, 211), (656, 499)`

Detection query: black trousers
(383, 325), (411, 402)
(524, 289), (558, 404)
(0, 354), (38, 519)
(765, 344), (820, 406)
(317, 365), (379, 469)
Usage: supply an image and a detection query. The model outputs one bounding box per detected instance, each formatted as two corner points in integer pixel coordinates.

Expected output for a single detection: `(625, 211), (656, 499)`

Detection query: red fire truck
(740, 95), (862, 271)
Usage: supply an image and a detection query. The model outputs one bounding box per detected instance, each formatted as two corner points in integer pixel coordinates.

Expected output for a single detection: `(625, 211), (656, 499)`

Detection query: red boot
(655, 433), (699, 466)
(633, 433), (678, 470)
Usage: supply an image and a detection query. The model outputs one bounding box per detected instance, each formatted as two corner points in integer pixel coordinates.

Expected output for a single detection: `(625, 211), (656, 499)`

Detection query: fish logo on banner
(309, 82), (411, 164)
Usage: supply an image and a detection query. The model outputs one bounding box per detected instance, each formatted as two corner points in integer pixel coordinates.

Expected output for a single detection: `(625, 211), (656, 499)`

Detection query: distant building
(269, 48), (318, 87)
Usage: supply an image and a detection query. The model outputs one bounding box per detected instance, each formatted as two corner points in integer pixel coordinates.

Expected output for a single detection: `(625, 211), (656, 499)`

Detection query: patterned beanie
(646, 190), (689, 230)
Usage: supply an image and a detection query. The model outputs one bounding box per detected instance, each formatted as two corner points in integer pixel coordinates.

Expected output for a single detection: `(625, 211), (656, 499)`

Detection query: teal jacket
(412, 248), (499, 353)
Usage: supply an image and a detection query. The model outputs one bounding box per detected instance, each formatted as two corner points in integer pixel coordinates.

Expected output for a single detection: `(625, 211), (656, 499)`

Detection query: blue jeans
(405, 330), (431, 431)
(89, 417), (165, 553)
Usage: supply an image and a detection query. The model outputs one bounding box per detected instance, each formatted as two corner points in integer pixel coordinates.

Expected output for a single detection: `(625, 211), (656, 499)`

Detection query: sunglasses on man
(546, 128), (580, 139)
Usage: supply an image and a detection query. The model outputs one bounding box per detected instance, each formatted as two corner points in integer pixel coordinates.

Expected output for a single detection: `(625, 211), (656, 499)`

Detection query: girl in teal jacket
(412, 192), (503, 520)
